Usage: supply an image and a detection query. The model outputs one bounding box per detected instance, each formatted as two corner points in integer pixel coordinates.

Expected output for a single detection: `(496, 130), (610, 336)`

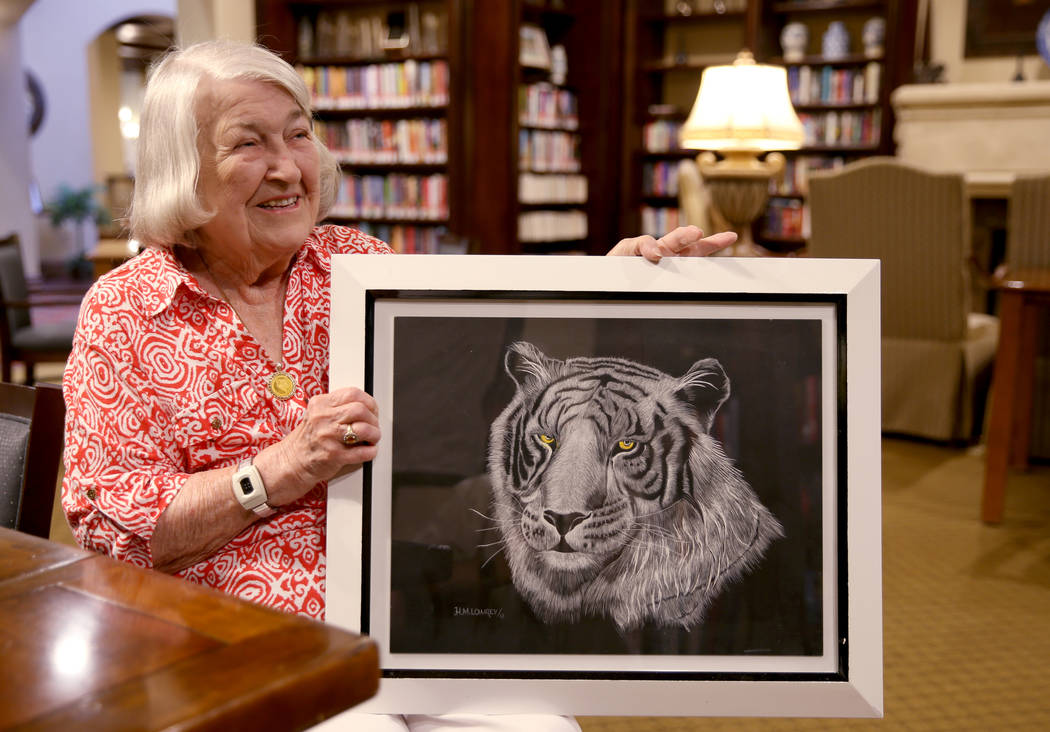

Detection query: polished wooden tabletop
(995, 266), (1050, 293)
(0, 528), (379, 730)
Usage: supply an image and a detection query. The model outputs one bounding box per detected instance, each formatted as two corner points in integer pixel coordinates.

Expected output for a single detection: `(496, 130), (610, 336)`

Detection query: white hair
(129, 40), (339, 248)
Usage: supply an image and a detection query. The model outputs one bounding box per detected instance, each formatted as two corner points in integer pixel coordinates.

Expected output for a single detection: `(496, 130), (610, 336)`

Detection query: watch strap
(232, 459), (276, 517)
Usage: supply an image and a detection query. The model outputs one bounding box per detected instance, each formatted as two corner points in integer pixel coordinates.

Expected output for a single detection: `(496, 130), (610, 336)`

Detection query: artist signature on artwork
(453, 605), (505, 620)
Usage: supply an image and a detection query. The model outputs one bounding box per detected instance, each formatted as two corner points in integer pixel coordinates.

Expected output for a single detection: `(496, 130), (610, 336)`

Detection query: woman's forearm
(150, 466), (257, 573)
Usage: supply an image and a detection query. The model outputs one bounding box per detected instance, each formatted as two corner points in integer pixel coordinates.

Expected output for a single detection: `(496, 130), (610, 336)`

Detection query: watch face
(1039, 10), (1050, 68)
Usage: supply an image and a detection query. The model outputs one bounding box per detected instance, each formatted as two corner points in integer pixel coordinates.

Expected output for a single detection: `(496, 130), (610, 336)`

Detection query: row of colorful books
(642, 120), (683, 153)
(641, 206), (681, 239)
(296, 4), (446, 61)
(518, 173), (588, 204)
(518, 210), (587, 242)
(315, 118), (447, 164)
(762, 197), (809, 240)
(642, 161), (680, 197)
(798, 109), (881, 148)
(298, 61), (450, 109)
(518, 129), (581, 173)
(519, 82), (579, 130)
(330, 173), (449, 220)
(771, 155), (849, 196)
(789, 63), (880, 107)
(346, 223), (464, 255)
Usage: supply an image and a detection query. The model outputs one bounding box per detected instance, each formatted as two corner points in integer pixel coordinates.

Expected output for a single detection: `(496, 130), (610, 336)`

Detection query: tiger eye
(618, 439), (635, 451)
(538, 434), (556, 446)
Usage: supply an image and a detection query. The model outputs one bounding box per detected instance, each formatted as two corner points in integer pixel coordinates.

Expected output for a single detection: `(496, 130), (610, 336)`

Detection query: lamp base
(697, 151), (785, 256)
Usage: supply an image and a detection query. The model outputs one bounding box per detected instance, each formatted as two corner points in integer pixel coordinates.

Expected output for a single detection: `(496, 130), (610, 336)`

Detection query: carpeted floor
(580, 439), (1050, 731)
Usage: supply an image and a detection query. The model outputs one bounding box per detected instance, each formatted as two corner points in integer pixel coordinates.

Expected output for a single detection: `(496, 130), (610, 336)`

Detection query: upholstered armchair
(808, 157), (999, 442)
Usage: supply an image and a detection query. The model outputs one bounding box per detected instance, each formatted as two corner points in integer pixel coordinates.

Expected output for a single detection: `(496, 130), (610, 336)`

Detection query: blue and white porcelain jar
(780, 22), (808, 62)
(822, 21), (850, 60)
(863, 17), (886, 58)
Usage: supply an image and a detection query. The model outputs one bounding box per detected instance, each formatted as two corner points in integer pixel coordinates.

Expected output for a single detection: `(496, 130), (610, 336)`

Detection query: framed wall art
(327, 254), (882, 717)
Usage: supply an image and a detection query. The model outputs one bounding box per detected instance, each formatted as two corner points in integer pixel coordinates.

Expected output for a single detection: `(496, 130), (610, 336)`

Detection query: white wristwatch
(231, 459), (276, 517)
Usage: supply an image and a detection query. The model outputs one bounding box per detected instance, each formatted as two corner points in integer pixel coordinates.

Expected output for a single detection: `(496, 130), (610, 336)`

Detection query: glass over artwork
(378, 307), (828, 662)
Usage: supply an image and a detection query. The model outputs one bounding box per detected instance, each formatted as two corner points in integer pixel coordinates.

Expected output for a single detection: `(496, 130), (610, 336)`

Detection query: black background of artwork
(385, 311), (825, 657)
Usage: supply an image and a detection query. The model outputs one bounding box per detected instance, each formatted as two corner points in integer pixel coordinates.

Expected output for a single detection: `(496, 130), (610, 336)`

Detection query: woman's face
(194, 78), (320, 264)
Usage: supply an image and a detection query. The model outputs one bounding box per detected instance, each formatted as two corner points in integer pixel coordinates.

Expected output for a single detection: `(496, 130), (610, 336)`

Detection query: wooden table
(0, 528), (379, 730)
(982, 268), (1050, 523)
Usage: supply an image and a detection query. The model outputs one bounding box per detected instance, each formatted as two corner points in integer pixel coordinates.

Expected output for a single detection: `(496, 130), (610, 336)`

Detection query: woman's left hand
(608, 225), (737, 262)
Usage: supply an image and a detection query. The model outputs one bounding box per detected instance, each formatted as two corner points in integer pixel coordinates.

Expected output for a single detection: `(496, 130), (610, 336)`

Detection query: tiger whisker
(469, 507), (503, 522)
(480, 544), (507, 569)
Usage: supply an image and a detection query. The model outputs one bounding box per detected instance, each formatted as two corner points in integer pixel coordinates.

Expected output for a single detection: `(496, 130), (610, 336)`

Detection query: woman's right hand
(256, 386), (381, 506)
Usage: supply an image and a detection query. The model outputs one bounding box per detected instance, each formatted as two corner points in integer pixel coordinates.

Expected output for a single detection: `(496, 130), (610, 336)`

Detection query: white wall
(0, 22), (37, 269)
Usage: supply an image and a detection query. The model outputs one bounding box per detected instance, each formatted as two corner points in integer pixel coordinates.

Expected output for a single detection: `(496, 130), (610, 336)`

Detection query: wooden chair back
(0, 381), (65, 538)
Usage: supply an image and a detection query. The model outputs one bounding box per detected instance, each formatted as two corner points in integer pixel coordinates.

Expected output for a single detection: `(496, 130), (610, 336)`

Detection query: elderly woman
(62, 40), (734, 731)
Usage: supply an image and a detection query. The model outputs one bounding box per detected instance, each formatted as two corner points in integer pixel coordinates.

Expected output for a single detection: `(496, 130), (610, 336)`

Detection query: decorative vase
(862, 17), (886, 59)
(822, 21), (850, 61)
(780, 22), (808, 63)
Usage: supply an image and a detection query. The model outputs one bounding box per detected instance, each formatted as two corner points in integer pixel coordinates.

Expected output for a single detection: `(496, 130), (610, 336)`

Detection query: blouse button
(86, 488), (97, 500)
(211, 417), (222, 430)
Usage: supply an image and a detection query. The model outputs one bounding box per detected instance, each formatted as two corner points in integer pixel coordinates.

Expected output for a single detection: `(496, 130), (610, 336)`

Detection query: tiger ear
(504, 341), (557, 388)
(677, 358), (730, 432)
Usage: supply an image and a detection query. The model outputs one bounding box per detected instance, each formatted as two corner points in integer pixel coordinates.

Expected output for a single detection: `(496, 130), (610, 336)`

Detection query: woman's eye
(538, 434), (556, 447)
(617, 439), (636, 451)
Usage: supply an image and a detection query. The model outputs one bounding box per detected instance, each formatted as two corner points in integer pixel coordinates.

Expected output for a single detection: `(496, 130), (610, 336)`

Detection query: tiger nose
(543, 510), (587, 537)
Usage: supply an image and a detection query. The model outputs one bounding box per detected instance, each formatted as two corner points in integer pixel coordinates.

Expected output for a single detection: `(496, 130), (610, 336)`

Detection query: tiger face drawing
(487, 341), (785, 631)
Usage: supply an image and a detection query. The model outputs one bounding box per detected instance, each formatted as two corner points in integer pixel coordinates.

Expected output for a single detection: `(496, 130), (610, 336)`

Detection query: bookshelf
(468, 0), (622, 255)
(259, 0), (620, 256)
(256, 0), (465, 254)
(621, 0), (916, 253)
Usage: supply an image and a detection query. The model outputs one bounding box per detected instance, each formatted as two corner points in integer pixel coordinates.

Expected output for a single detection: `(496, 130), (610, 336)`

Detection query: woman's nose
(266, 143), (302, 183)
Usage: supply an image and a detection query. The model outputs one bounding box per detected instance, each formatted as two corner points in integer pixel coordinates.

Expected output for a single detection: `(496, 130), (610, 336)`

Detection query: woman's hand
(259, 387), (381, 505)
(608, 225), (737, 262)
(151, 387), (380, 574)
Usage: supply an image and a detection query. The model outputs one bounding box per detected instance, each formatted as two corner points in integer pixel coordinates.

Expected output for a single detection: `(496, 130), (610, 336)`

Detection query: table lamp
(679, 50), (804, 255)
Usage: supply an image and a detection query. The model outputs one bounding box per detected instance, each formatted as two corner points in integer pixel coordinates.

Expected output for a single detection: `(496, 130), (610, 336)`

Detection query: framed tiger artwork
(327, 254), (882, 718)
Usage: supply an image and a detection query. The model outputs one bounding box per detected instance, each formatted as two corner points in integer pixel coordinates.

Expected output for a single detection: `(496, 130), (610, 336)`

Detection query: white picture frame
(327, 254), (882, 718)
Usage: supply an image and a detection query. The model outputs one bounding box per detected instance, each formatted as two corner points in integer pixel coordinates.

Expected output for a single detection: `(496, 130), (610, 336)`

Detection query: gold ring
(342, 423), (359, 446)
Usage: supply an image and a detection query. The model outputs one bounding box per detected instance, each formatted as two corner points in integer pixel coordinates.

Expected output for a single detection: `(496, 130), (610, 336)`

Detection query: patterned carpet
(581, 439), (1050, 731)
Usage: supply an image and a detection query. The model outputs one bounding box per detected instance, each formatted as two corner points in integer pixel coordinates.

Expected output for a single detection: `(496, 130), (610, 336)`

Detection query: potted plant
(46, 184), (110, 280)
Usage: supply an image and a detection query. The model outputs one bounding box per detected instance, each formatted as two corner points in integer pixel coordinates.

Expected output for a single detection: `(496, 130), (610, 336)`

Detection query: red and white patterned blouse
(62, 224), (392, 619)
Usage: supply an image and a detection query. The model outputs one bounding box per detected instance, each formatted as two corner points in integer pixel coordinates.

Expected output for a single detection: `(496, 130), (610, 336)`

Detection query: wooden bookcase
(256, 0), (467, 253)
(620, 0), (916, 253)
(467, 0), (622, 255)
(257, 0), (622, 256)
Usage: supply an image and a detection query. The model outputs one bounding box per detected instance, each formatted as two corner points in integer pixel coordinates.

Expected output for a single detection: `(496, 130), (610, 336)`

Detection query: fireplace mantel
(891, 81), (1050, 173)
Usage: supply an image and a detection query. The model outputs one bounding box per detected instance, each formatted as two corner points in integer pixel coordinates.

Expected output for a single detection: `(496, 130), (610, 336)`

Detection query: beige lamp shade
(680, 50), (804, 152)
